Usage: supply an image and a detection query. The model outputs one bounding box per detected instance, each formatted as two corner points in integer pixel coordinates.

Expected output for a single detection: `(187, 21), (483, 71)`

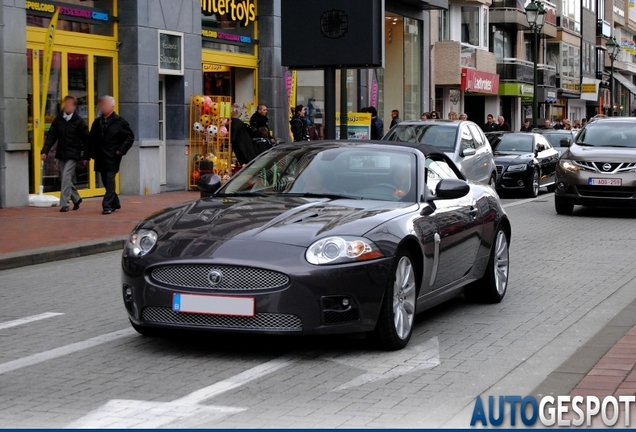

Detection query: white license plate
(173, 293), (255, 317)
(588, 178), (622, 186)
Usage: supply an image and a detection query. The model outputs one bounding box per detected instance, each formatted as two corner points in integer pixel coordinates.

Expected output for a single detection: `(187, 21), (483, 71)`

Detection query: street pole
(324, 67), (336, 140)
(532, 29), (539, 129)
(340, 68), (348, 139)
(609, 58), (615, 117)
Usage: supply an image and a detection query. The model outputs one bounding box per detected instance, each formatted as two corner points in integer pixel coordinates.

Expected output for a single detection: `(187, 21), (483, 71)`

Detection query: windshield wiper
(282, 192), (363, 200)
(214, 192), (270, 197)
(601, 145), (631, 148)
(575, 142), (594, 146)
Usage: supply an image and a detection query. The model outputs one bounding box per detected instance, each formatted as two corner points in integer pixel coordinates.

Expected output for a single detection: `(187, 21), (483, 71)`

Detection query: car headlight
(126, 229), (158, 257)
(506, 164), (528, 172)
(306, 236), (384, 265)
(559, 159), (580, 172)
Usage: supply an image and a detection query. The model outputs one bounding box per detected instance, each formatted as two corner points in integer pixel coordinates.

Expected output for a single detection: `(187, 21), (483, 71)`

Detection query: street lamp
(525, 0), (546, 128)
(606, 36), (621, 116)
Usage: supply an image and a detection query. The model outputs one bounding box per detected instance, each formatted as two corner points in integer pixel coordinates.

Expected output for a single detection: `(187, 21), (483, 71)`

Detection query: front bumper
(555, 168), (636, 207)
(122, 242), (394, 336)
(496, 167), (532, 190)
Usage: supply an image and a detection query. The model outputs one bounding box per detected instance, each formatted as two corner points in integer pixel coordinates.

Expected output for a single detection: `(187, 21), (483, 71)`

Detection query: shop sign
(335, 112), (372, 140)
(26, 1), (109, 22)
(158, 31), (184, 76)
(203, 63), (232, 72)
(200, 0), (256, 26)
(202, 29), (252, 44)
(460, 68), (499, 95)
(581, 83), (597, 93)
(498, 83), (534, 97)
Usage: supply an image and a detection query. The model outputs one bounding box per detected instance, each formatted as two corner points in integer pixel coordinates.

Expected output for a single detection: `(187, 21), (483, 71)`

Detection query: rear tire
(130, 320), (163, 337)
(372, 250), (417, 350)
(555, 197), (574, 215)
(465, 226), (509, 304)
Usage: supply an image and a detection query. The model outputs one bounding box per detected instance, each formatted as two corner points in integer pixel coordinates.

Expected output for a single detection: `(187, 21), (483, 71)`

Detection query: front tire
(555, 197), (574, 215)
(527, 169), (540, 197)
(465, 226), (509, 304)
(372, 250), (417, 350)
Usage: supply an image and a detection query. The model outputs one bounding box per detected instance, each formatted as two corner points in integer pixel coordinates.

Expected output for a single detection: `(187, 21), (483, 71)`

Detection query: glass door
(27, 44), (117, 198)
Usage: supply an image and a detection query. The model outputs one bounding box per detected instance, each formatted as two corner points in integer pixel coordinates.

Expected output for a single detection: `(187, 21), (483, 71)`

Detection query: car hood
(565, 144), (636, 162)
(493, 152), (534, 165)
(137, 196), (416, 258)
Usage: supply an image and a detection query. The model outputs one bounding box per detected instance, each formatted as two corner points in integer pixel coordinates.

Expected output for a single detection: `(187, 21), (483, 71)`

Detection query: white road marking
(327, 336), (440, 391)
(67, 355), (295, 428)
(0, 328), (136, 375)
(0, 312), (64, 330)
(502, 192), (554, 209)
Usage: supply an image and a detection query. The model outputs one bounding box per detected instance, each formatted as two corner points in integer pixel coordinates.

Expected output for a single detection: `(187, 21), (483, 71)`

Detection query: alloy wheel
(494, 230), (509, 295)
(393, 256), (416, 340)
(532, 170), (540, 196)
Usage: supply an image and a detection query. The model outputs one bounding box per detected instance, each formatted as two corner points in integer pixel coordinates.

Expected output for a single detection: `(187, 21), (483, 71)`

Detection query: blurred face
(487, 115), (494, 123)
(392, 111), (398, 118)
(62, 98), (76, 114)
(99, 98), (114, 117)
(524, 121), (530, 128)
(498, 117), (504, 125)
(421, 114), (428, 120)
(258, 105), (268, 116)
(459, 114), (467, 120)
(299, 107), (306, 117)
(430, 112), (438, 119)
(544, 120), (551, 128)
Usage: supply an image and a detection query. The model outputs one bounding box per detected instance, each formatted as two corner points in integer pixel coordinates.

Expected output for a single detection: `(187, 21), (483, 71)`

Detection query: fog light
(557, 182), (565, 190)
(124, 285), (133, 302)
(342, 298), (350, 307)
(517, 180), (524, 186)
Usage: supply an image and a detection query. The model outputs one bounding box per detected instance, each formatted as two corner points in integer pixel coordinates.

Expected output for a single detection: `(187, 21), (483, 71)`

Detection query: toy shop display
(188, 95), (233, 190)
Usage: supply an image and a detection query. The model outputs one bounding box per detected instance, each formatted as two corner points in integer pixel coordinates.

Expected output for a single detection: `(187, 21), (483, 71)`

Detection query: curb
(0, 236), (128, 271)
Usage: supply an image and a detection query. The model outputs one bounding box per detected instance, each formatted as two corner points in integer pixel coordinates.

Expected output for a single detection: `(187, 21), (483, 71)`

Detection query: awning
(613, 71), (636, 95)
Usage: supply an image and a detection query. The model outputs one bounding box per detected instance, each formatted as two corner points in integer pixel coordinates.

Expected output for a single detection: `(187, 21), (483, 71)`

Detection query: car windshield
(575, 122), (636, 147)
(219, 146), (418, 202)
(542, 132), (570, 148)
(492, 134), (534, 153)
(383, 124), (458, 152)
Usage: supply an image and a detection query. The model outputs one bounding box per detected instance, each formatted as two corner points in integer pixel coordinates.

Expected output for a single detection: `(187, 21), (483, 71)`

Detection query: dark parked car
(555, 117), (636, 215)
(488, 132), (559, 197)
(383, 120), (498, 186)
(123, 142), (511, 350)
(533, 129), (577, 156)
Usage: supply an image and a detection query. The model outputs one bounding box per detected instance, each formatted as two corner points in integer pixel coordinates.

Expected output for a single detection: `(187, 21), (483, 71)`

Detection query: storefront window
(461, 6), (488, 49)
(201, 6), (256, 55)
(26, 0), (114, 36)
(438, 10), (449, 41)
(492, 28), (514, 59)
(39, 51), (63, 193)
(547, 42), (580, 91)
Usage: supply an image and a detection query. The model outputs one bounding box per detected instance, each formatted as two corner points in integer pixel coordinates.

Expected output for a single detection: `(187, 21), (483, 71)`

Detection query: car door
(468, 124), (494, 183)
(457, 125), (480, 182)
(417, 157), (483, 290)
(535, 136), (559, 185)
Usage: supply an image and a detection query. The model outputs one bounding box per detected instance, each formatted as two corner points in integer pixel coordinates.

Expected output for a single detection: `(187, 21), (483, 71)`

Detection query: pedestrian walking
(497, 116), (511, 131)
(88, 96), (134, 215)
(553, 119), (564, 130)
(390, 109), (402, 128)
(250, 104), (275, 153)
(230, 116), (258, 165)
(482, 114), (500, 132)
(40, 95), (88, 212)
(368, 106), (384, 140)
(520, 120), (533, 132)
(290, 105), (309, 142)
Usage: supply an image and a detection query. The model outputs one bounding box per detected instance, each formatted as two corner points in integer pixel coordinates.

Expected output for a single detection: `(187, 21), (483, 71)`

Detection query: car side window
(460, 127), (476, 150)
(468, 124), (486, 148)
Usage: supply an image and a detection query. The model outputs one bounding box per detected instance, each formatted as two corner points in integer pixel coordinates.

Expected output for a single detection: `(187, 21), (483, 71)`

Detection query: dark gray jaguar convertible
(122, 141), (511, 350)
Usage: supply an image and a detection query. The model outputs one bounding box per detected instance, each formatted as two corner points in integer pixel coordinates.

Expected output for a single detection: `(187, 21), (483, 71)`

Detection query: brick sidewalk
(0, 191), (198, 255)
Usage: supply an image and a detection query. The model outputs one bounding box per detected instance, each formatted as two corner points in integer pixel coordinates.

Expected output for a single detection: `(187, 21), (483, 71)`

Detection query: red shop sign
(461, 68), (500, 95)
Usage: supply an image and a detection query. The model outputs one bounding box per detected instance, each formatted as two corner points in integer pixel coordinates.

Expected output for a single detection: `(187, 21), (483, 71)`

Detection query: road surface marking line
(503, 193), (554, 209)
(68, 355), (295, 428)
(0, 312), (64, 330)
(0, 328), (135, 375)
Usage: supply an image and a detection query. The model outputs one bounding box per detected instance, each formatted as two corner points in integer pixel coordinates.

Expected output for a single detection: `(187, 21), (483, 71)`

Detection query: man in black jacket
(290, 105), (309, 142)
(41, 96), (88, 212)
(482, 114), (500, 132)
(88, 96), (135, 215)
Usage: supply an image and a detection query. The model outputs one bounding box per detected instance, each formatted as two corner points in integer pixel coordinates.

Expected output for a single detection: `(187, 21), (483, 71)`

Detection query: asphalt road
(2, 190), (636, 428)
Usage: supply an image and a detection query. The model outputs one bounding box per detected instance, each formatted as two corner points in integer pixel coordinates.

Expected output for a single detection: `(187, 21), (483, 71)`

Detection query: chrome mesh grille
(496, 165), (504, 176)
(142, 307), (302, 331)
(150, 265), (289, 290)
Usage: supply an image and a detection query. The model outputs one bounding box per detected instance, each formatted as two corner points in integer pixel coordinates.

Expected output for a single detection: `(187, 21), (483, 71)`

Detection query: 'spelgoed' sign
(200, 0), (256, 26)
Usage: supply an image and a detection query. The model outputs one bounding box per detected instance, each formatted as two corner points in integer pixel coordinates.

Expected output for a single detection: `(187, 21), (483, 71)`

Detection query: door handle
(469, 207), (478, 219)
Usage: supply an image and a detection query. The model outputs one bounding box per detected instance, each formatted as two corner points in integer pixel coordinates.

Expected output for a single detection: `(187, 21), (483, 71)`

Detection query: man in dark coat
(250, 104), (275, 143)
(367, 106), (384, 140)
(390, 109), (402, 129)
(41, 95), (88, 212)
(230, 117), (258, 165)
(482, 114), (500, 132)
(88, 96), (135, 214)
(497, 116), (512, 131)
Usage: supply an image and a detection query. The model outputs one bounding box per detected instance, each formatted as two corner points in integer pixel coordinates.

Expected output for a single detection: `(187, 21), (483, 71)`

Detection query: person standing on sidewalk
(88, 96), (134, 215)
(290, 105), (309, 142)
(40, 96), (88, 212)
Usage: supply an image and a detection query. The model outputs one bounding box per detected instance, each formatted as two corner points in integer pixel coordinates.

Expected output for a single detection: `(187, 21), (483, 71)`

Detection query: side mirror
(198, 174), (223, 198)
(430, 179), (471, 200)
(461, 147), (477, 157)
(560, 137), (571, 148)
(536, 144), (546, 153)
